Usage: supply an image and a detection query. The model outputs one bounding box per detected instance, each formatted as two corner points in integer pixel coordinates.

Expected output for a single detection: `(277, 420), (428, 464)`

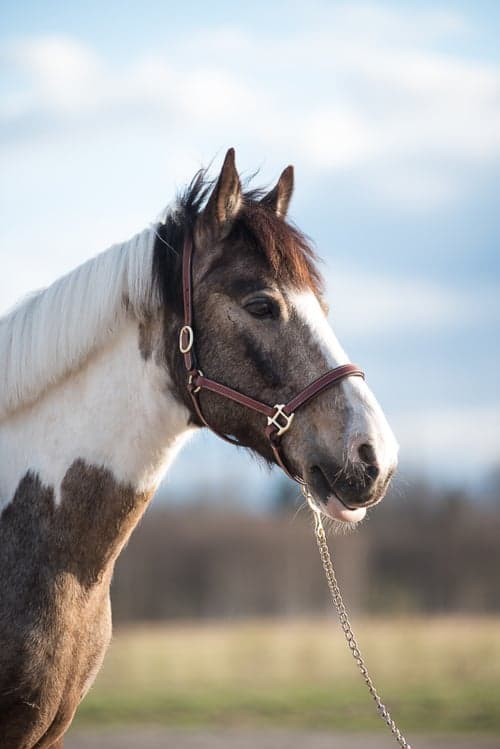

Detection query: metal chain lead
(303, 487), (412, 749)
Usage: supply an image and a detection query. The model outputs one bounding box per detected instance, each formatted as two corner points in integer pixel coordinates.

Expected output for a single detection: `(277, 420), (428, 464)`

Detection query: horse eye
(244, 298), (278, 319)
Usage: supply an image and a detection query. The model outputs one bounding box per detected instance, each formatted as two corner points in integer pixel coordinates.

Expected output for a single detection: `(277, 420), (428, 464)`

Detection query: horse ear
(199, 148), (242, 241)
(261, 165), (294, 218)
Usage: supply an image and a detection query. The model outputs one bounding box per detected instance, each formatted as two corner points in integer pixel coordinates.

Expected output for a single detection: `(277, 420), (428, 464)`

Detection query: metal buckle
(267, 404), (294, 437)
(179, 325), (194, 354)
(188, 369), (203, 394)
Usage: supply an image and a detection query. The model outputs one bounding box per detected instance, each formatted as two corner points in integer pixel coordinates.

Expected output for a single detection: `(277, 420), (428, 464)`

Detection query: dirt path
(65, 727), (500, 748)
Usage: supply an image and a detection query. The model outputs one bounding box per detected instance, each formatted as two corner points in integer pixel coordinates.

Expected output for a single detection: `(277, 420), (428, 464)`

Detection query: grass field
(74, 616), (500, 735)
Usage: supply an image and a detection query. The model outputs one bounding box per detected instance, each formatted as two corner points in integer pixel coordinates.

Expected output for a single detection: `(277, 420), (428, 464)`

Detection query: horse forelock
(237, 200), (323, 296)
(153, 172), (324, 313)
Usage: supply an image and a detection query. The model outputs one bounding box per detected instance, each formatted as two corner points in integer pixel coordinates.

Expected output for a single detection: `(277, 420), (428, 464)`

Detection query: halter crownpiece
(179, 233), (365, 483)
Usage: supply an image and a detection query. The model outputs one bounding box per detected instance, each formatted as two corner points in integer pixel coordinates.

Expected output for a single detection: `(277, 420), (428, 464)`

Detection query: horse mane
(0, 226), (160, 421)
(1, 169), (322, 421)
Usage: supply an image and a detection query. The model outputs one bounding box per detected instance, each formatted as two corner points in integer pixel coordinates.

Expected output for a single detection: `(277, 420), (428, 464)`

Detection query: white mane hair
(0, 223), (164, 421)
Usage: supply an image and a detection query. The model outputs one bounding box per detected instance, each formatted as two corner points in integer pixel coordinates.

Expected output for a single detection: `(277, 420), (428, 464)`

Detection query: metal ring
(188, 369), (203, 394)
(179, 325), (194, 354)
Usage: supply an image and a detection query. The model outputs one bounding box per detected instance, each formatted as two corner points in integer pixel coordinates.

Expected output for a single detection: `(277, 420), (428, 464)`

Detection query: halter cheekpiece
(179, 233), (365, 483)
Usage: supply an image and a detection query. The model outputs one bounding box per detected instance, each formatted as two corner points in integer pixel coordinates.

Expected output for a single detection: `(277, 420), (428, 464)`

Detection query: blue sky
(1, 1), (499, 501)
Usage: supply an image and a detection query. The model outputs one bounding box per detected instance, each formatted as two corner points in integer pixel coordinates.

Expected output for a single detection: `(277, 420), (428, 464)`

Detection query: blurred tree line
(111, 474), (500, 622)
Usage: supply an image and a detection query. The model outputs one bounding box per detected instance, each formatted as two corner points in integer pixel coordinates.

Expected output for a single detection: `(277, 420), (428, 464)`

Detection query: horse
(0, 148), (398, 748)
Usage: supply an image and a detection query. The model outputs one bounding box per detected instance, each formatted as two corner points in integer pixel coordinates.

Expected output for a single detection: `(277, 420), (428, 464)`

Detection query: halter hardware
(267, 405), (294, 437)
(178, 232), (365, 483)
(179, 325), (194, 354)
(188, 369), (203, 394)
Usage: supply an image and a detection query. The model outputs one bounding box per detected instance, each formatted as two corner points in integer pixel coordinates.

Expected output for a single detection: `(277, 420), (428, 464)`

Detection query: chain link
(303, 487), (412, 748)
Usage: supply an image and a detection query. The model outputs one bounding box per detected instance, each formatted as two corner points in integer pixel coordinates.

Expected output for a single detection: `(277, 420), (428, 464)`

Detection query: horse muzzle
(304, 449), (396, 523)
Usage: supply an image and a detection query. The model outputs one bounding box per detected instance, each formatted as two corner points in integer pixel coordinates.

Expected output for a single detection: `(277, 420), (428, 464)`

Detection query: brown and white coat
(0, 150), (398, 747)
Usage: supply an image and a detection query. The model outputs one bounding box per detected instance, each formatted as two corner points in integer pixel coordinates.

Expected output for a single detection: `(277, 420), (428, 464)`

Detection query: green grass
(74, 616), (500, 734)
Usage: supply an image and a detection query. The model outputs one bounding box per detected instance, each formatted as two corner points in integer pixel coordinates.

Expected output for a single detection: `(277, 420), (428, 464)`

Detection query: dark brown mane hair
(153, 170), (323, 314)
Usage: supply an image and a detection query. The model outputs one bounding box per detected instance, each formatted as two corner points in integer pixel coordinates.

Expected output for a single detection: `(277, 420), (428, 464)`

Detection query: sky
(1, 1), (499, 503)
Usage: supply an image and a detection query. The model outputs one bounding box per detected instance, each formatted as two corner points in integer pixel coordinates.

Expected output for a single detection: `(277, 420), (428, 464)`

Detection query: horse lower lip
(321, 490), (357, 512)
(324, 494), (367, 523)
(332, 492), (356, 511)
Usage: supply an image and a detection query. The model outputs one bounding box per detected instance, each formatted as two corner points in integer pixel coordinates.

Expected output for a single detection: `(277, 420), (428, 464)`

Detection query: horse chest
(0, 574), (112, 749)
(0, 469), (118, 748)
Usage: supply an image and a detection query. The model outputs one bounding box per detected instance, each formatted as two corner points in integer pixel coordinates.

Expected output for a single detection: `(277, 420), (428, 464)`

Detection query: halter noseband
(178, 233), (365, 484)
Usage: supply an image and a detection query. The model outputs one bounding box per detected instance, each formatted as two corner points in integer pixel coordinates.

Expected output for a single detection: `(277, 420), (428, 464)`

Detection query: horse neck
(0, 318), (193, 563)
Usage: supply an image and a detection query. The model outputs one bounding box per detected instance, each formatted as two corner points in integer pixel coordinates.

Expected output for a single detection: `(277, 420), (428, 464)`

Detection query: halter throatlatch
(179, 233), (365, 483)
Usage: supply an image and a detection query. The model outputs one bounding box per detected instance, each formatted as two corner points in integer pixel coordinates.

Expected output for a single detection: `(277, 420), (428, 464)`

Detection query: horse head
(154, 149), (398, 524)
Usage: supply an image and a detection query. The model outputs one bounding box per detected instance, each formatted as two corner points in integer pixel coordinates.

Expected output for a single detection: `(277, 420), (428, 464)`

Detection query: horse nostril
(357, 442), (380, 482)
(358, 442), (375, 464)
(366, 463), (380, 481)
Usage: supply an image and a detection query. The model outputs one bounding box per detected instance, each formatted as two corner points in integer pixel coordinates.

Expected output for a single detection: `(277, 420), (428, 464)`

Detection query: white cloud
(323, 264), (499, 336)
(0, 37), (264, 130)
(1, 3), (500, 211)
(303, 108), (374, 169)
(4, 36), (100, 115)
(1, 4), (498, 486)
(392, 403), (500, 480)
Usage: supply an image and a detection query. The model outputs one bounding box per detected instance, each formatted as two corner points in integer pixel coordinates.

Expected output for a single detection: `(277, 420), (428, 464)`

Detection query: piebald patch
(0, 460), (153, 746)
(0, 322), (193, 510)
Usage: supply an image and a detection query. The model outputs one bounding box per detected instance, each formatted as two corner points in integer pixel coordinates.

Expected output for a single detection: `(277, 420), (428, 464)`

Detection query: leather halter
(178, 233), (365, 484)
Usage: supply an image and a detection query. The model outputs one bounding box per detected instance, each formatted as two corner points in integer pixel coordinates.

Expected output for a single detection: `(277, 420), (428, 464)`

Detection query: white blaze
(289, 290), (399, 472)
